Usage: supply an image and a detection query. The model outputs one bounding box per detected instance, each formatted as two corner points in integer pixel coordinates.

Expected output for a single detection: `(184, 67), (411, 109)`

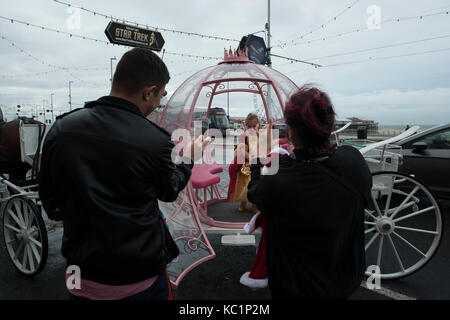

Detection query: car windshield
(398, 124), (448, 145)
(213, 114), (230, 129)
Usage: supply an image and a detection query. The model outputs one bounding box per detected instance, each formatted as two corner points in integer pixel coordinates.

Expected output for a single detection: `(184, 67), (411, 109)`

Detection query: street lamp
(50, 93), (54, 123)
(110, 57), (116, 83)
(69, 81), (74, 111)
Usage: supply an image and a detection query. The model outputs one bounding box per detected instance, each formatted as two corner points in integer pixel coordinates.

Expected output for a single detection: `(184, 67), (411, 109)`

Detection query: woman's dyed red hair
(284, 85), (336, 152)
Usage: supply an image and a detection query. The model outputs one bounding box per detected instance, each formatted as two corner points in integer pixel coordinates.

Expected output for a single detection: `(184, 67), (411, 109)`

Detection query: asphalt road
(0, 199), (448, 300)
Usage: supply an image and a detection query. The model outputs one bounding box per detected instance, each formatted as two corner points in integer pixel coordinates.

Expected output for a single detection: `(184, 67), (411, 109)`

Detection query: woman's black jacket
(247, 146), (372, 299)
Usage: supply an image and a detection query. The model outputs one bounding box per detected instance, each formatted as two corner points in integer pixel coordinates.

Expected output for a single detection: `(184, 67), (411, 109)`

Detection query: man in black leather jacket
(39, 48), (209, 300)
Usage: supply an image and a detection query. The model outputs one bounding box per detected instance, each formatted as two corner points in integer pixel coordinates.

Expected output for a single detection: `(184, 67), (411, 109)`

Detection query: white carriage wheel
(2, 196), (48, 276)
(364, 171), (443, 279)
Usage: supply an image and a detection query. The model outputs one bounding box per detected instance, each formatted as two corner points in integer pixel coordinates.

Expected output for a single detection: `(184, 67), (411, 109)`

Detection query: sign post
(105, 21), (165, 51)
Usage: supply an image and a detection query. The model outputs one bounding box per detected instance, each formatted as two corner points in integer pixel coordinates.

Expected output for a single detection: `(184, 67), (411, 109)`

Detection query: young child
(227, 113), (260, 213)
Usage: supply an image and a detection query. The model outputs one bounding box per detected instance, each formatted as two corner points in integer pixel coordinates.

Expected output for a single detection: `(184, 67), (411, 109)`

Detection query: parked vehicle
(193, 107), (231, 136)
(394, 123), (450, 199)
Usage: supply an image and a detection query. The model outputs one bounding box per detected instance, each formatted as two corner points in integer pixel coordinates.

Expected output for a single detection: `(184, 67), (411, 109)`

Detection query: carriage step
(221, 233), (255, 246)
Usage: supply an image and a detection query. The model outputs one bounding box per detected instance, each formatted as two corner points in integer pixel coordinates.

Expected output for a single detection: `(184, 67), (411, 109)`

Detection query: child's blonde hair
(244, 113), (260, 126)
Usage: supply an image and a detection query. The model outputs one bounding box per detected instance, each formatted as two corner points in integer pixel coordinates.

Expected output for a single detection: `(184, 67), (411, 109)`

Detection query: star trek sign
(105, 21), (165, 51)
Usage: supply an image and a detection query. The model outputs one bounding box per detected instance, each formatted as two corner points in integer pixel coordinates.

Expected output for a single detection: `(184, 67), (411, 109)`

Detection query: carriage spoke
(14, 200), (26, 227)
(371, 196), (383, 217)
(377, 235), (384, 267)
(389, 201), (416, 216)
(23, 204), (29, 229)
(394, 225), (439, 235)
(7, 209), (23, 228)
(5, 238), (17, 245)
(365, 232), (379, 251)
(392, 231), (427, 258)
(13, 240), (25, 260)
(26, 245), (35, 271)
(365, 209), (378, 221)
(393, 206), (435, 223)
(384, 176), (395, 215)
(29, 235), (42, 248)
(390, 186), (420, 220)
(5, 223), (21, 233)
(25, 206), (34, 229)
(21, 242), (29, 271)
(29, 241), (41, 262)
(387, 234), (405, 271)
(365, 227), (376, 234)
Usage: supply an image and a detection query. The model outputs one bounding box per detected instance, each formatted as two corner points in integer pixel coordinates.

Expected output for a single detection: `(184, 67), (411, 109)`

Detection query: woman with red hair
(247, 85), (372, 299)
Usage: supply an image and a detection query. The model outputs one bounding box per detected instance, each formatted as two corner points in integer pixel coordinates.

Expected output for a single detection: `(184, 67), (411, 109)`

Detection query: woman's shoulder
(331, 145), (367, 165)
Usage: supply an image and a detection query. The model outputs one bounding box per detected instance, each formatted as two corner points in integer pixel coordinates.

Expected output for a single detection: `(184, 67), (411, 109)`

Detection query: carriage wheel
(364, 171), (443, 279)
(2, 196), (48, 276)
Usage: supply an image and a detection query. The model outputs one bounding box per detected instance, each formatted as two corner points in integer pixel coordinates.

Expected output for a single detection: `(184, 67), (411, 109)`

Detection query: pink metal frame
(190, 179), (246, 229)
(165, 185), (216, 288)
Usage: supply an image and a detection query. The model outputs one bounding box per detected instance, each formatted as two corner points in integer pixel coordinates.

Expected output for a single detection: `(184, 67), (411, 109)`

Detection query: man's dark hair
(112, 48), (170, 96)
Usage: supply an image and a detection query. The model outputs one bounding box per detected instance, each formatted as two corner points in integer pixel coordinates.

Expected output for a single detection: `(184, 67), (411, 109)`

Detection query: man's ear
(143, 85), (157, 101)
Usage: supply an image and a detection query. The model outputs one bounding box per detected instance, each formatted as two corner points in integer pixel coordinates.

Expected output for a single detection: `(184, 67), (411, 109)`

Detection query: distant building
(335, 117), (379, 135)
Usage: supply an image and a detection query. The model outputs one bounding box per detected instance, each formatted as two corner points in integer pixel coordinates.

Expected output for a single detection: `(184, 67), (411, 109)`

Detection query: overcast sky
(1, 0), (450, 125)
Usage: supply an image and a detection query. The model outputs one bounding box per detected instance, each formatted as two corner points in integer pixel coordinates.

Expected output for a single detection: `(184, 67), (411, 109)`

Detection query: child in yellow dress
(227, 113), (260, 213)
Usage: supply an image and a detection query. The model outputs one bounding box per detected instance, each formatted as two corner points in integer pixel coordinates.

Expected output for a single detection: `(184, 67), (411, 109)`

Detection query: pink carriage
(158, 49), (443, 287)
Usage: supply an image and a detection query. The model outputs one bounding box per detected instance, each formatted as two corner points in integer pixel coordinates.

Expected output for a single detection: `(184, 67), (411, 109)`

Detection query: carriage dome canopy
(159, 48), (299, 133)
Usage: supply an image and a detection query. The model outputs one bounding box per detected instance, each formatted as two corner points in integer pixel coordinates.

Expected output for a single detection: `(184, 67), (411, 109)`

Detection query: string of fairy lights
(53, 0), (240, 43)
(1, 4), (448, 68)
(285, 46), (450, 75)
(275, 0), (362, 48)
(272, 33), (450, 67)
(275, 10), (450, 49)
(1, 1), (450, 113)
(0, 15), (223, 62)
(0, 34), (109, 73)
(0, 68), (61, 79)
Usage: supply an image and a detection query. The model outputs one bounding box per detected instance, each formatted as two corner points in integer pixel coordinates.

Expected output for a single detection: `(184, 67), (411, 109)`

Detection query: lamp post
(110, 57), (116, 83)
(50, 93), (54, 123)
(69, 81), (73, 111)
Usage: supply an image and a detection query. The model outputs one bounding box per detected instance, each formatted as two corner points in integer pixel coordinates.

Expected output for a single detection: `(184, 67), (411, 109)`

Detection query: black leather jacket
(39, 96), (192, 285)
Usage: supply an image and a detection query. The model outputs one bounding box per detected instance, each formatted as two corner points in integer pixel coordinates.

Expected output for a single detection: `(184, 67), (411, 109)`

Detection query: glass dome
(160, 49), (299, 287)
(159, 49), (299, 133)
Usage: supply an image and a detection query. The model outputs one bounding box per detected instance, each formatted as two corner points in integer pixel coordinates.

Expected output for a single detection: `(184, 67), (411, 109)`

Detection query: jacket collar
(292, 148), (331, 163)
(84, 96), (144, 117)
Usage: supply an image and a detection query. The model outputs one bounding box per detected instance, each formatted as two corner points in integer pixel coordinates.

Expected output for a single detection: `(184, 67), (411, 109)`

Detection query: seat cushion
(191, 164), (222, 188)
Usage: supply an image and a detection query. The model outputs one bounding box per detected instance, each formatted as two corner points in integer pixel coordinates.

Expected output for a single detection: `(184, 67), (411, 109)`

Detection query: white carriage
(0, 118), (55, 276)
(335, 125), (443, 279)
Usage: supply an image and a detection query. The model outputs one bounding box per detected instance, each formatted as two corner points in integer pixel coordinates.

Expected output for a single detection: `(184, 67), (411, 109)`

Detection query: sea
(339, 124), (437, 140)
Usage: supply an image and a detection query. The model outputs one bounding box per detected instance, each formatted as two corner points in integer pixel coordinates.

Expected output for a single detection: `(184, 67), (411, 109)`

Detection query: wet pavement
(0, 226), (392, 300)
